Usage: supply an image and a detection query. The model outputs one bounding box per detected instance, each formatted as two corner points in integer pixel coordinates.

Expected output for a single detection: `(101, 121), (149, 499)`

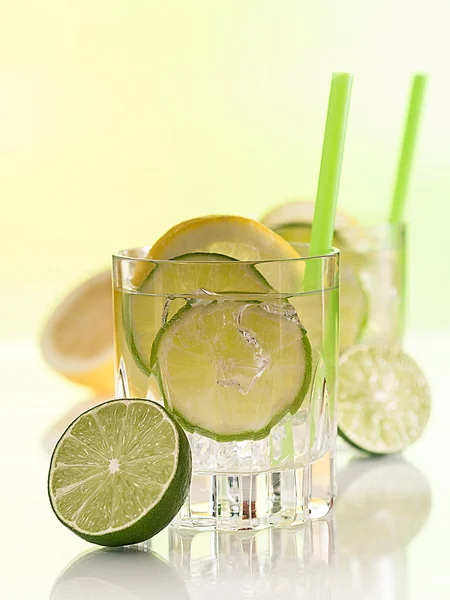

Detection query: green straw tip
(412, 72), (428, 85)
(331, 71), (353, 80)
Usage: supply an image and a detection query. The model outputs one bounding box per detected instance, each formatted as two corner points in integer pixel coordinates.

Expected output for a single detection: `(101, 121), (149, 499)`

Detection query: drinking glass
(343, 222), (406, 348)
(113, 246), (339, 530)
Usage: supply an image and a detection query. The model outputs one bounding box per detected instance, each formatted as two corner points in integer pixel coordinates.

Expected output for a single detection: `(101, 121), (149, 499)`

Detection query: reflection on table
(50, 456), (430, 600)
(336, 455), (431, 600)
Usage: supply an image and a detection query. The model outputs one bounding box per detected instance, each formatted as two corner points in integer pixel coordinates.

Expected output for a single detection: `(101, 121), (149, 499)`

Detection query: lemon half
(41, 271), (114, 395)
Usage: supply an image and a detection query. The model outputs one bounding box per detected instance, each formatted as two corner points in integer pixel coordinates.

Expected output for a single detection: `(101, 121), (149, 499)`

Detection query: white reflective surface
(1, 335), (449, 599)
(47, 457), (430, 600)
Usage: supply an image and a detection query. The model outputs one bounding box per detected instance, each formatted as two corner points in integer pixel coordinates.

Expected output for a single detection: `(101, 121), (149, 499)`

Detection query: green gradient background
(1, 1), (448, 337)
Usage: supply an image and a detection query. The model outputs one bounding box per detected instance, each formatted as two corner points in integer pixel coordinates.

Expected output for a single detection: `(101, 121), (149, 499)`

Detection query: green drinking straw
(305, 72), (353, 291)
(390, 74), (428, 223)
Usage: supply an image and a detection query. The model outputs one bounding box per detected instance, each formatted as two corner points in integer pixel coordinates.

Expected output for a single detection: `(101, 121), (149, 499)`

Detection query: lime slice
(152, 300), (312, 441)
(261, 200), (369, 351)
(338, 345), (431, 454)
(261, 199), (360, 232)
(124, 252), (272, 376)
(291, 264), (367, 354)
(48, 399), (192, 546)
(339, 263), (368, 351)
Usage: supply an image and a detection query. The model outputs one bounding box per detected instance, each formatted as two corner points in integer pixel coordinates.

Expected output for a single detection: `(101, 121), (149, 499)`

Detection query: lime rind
(123, 252), (272, 377)
(48, 398), (192, 546)
(151, 301), (313, 442)
(338, 345), (431, 455)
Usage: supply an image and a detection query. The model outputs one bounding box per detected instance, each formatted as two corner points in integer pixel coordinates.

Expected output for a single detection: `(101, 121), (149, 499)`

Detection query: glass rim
(113, 244), (340, 265)
(272, 220), (406, 239)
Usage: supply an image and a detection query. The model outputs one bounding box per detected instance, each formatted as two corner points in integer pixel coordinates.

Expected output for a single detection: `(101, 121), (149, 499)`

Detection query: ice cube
(215, 323), (270, 395)
(217, 438), (270, 471)
(260, 301), (303, 327)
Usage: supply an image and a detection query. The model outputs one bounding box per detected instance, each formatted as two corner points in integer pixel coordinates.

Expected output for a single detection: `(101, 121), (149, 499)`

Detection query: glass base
(171, 468), (309, 531)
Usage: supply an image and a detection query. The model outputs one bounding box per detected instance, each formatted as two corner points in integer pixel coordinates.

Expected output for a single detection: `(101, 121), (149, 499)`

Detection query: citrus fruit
(261, 200), (368, 351)
(261, 199), (360, 235)
(150, 215), (299, 261)
(261, 199), (366, 252)
(41, 270), (114, 395)
(151, 300), (312, 441)
(48, 398), (191, 546)
(338, 345), (431, 454)
(132, 215), (300, 287)
(124, 252), (272, 376)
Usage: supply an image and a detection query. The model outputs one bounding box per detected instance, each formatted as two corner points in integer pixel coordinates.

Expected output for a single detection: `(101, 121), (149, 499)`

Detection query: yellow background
(1, 1), (449, 338)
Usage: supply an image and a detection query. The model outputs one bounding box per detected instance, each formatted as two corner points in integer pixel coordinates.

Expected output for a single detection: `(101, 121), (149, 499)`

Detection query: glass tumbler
(113, 247), (339, 530)
(343, 223), (406, 348)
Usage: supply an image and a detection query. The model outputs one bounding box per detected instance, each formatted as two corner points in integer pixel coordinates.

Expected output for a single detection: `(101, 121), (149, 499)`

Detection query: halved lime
(152, 300), (312, 441)
(338, 345), (431, 454)
(124, 253), (272, 376)
(48, 399), (192, 546)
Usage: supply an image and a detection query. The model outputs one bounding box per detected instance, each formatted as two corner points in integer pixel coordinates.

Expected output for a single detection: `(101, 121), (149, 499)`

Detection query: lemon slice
(151, 215), (300, 261)
(261, 199), (363, 247)
(124, 253), (272, 376)
(133, 215), (300, 287)
(151, 300), (312, 441)
(41, 271), (114, 395)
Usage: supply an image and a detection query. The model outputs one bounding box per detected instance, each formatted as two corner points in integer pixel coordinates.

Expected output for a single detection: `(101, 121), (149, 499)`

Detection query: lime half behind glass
(48, 398), (192, 546)
(338, 345), (431, 454)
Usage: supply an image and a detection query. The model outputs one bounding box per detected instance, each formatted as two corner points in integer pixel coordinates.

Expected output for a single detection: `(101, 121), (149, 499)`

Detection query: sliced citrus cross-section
(261, 200), (368, 351)
(123, 252), (272, 376)
(150, 215), (300, 261)
(338, 345), (431, 454)
(152, 300), (312, 441)
(132, 215), (300, 287)
(41, 271), (114, 395)
(261, 199), (364, 249)
(48, 398), (192, 546)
